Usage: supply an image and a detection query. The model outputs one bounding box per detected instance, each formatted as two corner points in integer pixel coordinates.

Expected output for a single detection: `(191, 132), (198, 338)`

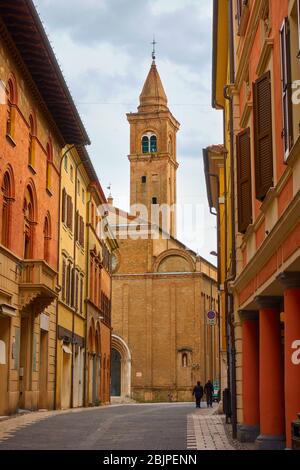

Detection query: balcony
(19, 260), (58, 314)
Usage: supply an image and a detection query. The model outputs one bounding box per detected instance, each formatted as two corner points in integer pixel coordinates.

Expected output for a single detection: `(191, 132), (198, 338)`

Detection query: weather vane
(151, 36), (157, 62)
(107, 182), (112, 197)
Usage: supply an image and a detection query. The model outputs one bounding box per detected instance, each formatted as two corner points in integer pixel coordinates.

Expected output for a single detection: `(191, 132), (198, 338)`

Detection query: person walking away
(204, 380), (214, 408)
(192, 381), (203, 408)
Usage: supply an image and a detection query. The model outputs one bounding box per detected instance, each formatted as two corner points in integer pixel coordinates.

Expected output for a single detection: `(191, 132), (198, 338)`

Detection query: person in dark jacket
(192, 381), (204, 408)
(204, 380), (214, 408)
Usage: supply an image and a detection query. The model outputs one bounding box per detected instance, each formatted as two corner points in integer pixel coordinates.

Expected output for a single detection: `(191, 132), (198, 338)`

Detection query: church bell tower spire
(127, 50), (180, 238)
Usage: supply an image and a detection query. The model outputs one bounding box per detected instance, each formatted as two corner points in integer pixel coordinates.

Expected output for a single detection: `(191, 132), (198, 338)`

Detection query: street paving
(0, 403), (240, 450)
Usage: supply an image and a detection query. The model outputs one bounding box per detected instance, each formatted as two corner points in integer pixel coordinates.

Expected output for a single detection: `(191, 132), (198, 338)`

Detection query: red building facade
(228, 0), (300, 449)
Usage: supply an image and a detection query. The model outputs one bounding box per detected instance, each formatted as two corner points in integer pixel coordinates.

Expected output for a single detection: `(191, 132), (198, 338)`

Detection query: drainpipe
(83, 188), (92, 407)
(224, 0), (238, 439)
(71, 156), (89, 409)
(54, 144), (76, 410)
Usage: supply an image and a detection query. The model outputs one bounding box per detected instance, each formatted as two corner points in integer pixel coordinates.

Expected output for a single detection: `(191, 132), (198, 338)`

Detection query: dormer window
(141, 133), (157, 153)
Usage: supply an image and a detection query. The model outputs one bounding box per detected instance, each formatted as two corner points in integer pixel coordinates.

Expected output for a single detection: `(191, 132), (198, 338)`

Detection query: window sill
(28, 164), (36, 175)
(6, 133), (16, 147)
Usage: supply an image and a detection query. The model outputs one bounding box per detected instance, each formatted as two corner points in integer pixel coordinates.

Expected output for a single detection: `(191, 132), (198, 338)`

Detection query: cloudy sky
(34, 0), (223, 263)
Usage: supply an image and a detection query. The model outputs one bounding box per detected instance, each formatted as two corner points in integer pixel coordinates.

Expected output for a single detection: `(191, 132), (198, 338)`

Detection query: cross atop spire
(151, 36), (157, 63)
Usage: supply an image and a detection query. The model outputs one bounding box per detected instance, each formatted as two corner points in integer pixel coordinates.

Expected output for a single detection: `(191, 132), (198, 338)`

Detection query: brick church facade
(109, 58), (219, 402)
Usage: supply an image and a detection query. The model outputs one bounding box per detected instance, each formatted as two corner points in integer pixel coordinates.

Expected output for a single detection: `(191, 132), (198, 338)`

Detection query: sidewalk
(187, 405), (254, 450)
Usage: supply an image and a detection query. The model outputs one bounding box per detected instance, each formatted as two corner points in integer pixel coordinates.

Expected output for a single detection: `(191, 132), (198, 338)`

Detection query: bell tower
(127, 54), (180, 238)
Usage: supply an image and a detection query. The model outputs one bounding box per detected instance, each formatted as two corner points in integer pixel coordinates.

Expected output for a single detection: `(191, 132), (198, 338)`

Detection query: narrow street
(0, 404), (243, 451)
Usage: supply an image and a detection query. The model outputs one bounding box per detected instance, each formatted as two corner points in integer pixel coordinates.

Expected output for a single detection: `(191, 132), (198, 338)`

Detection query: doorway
(0, 317), (10, 415)
(111, 348), (121, 397)
(38, 330), (48, 409)
(19, 316), (31, 409)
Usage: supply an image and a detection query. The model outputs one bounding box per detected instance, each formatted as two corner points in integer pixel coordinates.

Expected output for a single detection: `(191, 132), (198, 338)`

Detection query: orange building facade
(0, 1), (115, 416)
(211, 0), (300, 449)
(0, 1), (89, 415)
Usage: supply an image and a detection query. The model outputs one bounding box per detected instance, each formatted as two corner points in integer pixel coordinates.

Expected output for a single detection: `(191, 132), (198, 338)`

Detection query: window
(236, 0), (248, 27)
(64, 155), (68, 172)
(152, 197), (158, 205)
(280, 18), (293, 160)
(141, 176), (147, 183)
(1, 171), (13, 248)
(28, 115), (35, 167)
(23, 185), (36, 259)
(150, 135), (157, 152)
(66, 195), (73, 231)
(6, 79), (15, 138)
(66, 262), (71, 305)
(46, 143), (52, 191)
(77, 179), (80, 195)
(253, 71), (273, 201)
(80, 275), (84, 314)
(70, 165), (74, 182)
(142, 136), (149, 153)
(236, 128), (252, 233)
(62, 257), (66, 301)
(75, 270), (79, 311)
(82, 188), (85, 203)
(43, 214), (51, 263)
(62, 188), (67, 224)
(142, 133), (157, 153)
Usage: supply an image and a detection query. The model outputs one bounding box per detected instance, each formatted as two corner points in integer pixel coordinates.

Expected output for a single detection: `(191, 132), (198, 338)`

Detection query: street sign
(207, 310), (217, 325)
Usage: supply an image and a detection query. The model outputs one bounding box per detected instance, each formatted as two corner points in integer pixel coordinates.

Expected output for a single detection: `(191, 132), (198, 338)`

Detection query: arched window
(142, 136), (149, 153)
(23, 185), (35, 259)
(1, 171), (12, 247)
(28, 115), (35, 167)
(6, 79), (14, 137)
(43, 214), (51, 263)
(46, 142), (52, 191)
(150, 135), (157, 153)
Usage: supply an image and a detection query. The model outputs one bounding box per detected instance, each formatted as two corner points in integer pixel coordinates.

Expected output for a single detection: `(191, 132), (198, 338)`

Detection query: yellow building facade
(56, 145), (89, 409)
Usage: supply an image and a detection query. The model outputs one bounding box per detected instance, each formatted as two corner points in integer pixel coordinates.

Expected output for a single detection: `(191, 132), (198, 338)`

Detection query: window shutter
(70, 267), (75, 307)
(70, 199), (73, 232)
(75, 211), (79, 241)
(75, 271), (78, 310)
(62, 189), (66, 224)
(236, 128), (252, 233)
(66, 195), (71, 228)
(80, 276), (83, 314)
(280, 17), (293, 160)
(62, 258), (66, 301)
(81, 218), (85, 246)
(253, 71), (273, 201)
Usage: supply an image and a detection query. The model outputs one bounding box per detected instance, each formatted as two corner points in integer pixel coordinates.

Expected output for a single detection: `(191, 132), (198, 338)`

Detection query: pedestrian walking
(192, 381), (204, 408)
(204, 380), (214, 408)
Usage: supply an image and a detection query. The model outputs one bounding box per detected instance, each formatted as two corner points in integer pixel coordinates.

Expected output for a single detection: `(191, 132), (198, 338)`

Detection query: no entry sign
(207, 310), (217, 325)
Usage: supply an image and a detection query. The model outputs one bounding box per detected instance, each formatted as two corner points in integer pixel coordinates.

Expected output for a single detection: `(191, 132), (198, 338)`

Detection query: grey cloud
(34, 0), (212, 73)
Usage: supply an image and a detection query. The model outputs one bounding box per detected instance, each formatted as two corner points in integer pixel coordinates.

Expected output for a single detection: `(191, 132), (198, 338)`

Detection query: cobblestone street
(0, 403), (252, 450)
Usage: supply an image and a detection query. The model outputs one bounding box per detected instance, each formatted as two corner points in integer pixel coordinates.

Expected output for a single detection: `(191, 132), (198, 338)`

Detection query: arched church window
(150, 135), (157, 153)
(142, 136), (149, 153)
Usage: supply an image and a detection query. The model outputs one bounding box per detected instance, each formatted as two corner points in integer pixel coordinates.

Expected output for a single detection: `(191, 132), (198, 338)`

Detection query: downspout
(224, 0), (237, 439)
(54, 144), (76, 410)
(83, 187), (92, 407)
(71, 155), (89, 408)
